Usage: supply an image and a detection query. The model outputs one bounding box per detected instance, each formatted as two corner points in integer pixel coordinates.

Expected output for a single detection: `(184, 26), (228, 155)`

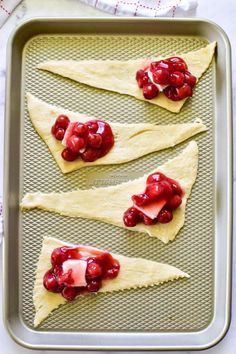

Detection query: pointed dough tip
(37, 62), (46, 69)
(185, 140), (198, 152)
(26, 92), (40, 108)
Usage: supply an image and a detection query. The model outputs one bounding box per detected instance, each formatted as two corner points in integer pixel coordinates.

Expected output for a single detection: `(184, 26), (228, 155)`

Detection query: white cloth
(80, 0), (198, 17)
(0, 0), (21, 28)
(0, 0), (198, 28)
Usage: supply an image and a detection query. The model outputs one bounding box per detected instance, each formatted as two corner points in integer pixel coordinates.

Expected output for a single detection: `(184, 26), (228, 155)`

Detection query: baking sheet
(3, 18), (232, 350)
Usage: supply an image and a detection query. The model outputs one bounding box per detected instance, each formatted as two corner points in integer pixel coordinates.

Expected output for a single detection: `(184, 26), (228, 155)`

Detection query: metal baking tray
(3, 18), (232, 350)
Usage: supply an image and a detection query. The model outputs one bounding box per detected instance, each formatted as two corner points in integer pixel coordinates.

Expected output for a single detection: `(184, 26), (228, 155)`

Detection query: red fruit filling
(143, 83), (159, 100)
(51, 115), (114, 162)
(123, 172), (183, 227)
(43, 245), (120, 300)
(135, 57), (196, 101)
(152, 68), (170, 85)
(136, 69), (150, 88)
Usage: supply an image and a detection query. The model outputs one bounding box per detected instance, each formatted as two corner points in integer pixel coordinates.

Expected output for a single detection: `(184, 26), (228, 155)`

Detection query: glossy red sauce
(43, 245), (120, 300)
(123, 172), (183, 227)
(136, 57), (196, 101)
(51, 116), (114, 162)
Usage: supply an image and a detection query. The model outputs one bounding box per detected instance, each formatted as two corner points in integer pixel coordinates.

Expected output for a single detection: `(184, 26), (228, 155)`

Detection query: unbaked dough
(21, 141), (198, 244)
(34, 236), (189, 327)
(38, 42), (216, 113)
(27, 93), (206, 173)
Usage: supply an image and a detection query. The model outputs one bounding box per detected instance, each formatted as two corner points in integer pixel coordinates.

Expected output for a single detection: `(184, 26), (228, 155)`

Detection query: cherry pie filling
(123, 172), (183, 227)
(43, 245), (120, 300)
(51, 115), (114, 162)
(136, 57), (197, 101)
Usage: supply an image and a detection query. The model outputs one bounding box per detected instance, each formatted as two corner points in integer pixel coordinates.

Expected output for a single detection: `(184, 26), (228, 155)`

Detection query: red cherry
(56, 115), (70, 129)
(81, 148), (100, 162)
(167, 57), (184, 63)
(87, 257), (97, 265)
(171, 181), (183, 196)
(95, 252), (116, 270)
(111, 259), (120, 270)
(176, 84), (193, 99)
(87, 280), (102, 292)
(51, 247), (69, 266)
(157, 209), (173, 223)
(51, 124), (57, 135)
(163, 86), (180, 101)
(166, 178), (182, 196)
(65, 247), (80, 260)
(73, 122), (88, 136)
(166, 195), (182, 211)
(143, 215), (158, 225)
(88, 133), (102, 148)
(123, 207), (140, 227)
(152, 68), (170, 85)
(99, 137), (114, 157)
(104, 267), (120, 279)
(86, 262), (102, 280)
(62, 286), (78, 301)
(136, 69), (150, 88)
(146, 172), (166, 184)
(85, 121), (98, 133)
(173, 62), (187, 72)
(184, 71), (197, 87)
(53, 264), (62, 277)
(67, 135), (85, 153)
(143, 83), (159, 100)
(159, 180), (173, 198)
(43, 269), (61, 293)
(163, 84), (192, 101)
(95, 121), (114, 158)
(150, 60), (172, 71)
(54, 127), (65, 141)
(61, 148), (78, 161)
(132, 193), (149, 206)
(169, 71), (185, 87)
(167, 57), (188, 71)
(145, 182), (164, 200)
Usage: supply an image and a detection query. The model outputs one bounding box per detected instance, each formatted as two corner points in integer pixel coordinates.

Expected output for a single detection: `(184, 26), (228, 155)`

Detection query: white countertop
(0, 0), (235, 353)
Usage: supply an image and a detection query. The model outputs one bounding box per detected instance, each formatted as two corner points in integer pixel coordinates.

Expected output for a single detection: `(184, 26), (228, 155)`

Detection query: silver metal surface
(3, 18), (232, 350)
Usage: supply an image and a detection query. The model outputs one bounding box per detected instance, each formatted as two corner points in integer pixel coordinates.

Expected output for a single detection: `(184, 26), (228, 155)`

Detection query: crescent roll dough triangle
(34, 236), (189, 327)
(21, 141), (198, 244)
(38, 42), (216, 113)
(27, 93), (206, 174)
